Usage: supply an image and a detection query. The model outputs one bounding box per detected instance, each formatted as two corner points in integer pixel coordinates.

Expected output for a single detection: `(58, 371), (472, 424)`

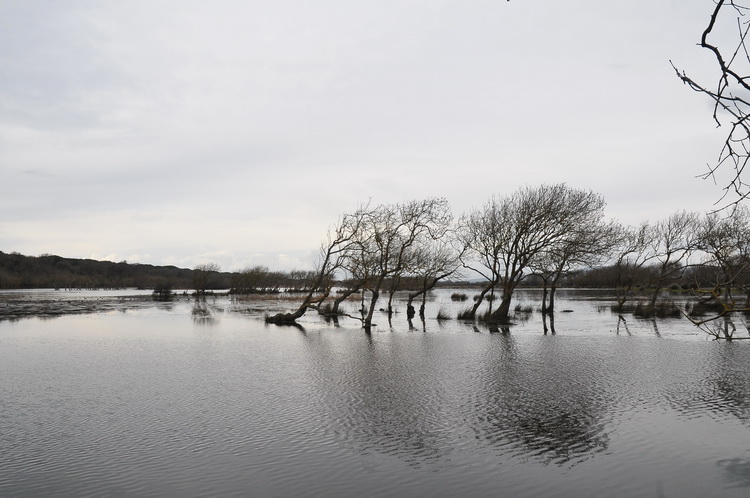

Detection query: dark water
(1, 289), (750, 496)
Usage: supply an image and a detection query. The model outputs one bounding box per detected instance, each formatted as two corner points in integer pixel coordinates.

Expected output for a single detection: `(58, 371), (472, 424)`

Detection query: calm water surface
(1, 289), (749, 497)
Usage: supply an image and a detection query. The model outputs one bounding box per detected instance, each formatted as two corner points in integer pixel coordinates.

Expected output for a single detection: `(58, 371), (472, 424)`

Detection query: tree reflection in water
(471, 334), (609, 466)
(191, 298), (220, 326)
(717, 457), (750, 489)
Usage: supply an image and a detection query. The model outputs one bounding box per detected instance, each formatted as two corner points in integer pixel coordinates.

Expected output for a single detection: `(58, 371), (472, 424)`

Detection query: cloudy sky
(0, 1), (738, 271)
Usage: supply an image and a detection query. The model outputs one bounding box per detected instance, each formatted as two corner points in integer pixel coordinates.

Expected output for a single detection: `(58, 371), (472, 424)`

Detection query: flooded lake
(1, 288), (750, 496)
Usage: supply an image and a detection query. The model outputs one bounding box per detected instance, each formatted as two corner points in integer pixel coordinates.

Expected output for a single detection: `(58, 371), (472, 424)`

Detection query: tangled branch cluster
(672, 0), (750, 207)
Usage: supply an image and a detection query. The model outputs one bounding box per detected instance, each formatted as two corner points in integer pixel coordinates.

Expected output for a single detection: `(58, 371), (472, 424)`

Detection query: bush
(457, 308), (474, 320)
(152, 282), (174, 301)
(514, 304), (533, 313)
(632, 301), (682, 318)
(451, 292), (468, 302)
(686, 299), (727, 316)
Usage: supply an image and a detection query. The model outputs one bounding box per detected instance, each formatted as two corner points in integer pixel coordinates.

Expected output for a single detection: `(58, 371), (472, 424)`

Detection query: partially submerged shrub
(436, 306), (451, 321)
(473, 294), (494, 302)
(632, 301), (682, 318)
(152, 282), (174, 301)
(319, 302), (334, 315)
(478, 309), (513, 325)
(514, 304), (533, 313)
(457, 308), (474, 320)
(687, 298), (728, 316)
(451, 292), (468, 302)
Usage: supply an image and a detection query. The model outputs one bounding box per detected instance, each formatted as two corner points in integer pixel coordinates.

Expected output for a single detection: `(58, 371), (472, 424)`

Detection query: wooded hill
(0, 251), (209, 290)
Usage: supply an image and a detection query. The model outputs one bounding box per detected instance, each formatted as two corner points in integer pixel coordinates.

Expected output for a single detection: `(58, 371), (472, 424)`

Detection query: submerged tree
(405, 237), (462, 321)
(193, 262), (221, 295)
(456, 195), (506, 320)
(672, 0), (750, 206)
(692, 205), (750, 326)
(265, 206), (366, 325)
(349, 198), (453, 331)
(266, 198), (453, 330)
(646, 211), (700, 308)
(460, 184), (611, 323)
(612, 223), (657, 310)
(531, 216), (618, 314)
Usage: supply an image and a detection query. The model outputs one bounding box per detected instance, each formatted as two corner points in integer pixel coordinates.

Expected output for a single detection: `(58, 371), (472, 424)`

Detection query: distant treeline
(0, 252), (321, 293)
(0, 251), (201, 290)
(1, 250), (740, 294)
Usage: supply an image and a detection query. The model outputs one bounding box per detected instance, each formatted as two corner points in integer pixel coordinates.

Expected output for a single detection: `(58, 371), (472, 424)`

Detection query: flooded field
(1, 288), (749, 496)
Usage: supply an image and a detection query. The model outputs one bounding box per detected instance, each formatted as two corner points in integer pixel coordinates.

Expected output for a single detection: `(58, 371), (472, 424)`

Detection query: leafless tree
(690, 205), (750, 337)
(531, 217), (618, 314)
(672, 0), (750, 207)
(460, 184), (611, 323)
(231, 265), (272, 293)
(612, 223), (657, 310)
(456, 196), (505, 320)
(646, 211), (700, 308)
(405, 237), (462, 321)
(266, 205), (366, 324)
(350, 198), (453, 331)
(193, 262), (221, 295)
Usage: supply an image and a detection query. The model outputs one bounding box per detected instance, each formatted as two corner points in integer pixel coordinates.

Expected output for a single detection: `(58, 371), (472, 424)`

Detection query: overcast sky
(0, 1), (738, 271)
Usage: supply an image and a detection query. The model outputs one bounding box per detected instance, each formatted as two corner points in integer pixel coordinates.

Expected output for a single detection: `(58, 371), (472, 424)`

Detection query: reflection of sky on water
(2, 289), (750, 496)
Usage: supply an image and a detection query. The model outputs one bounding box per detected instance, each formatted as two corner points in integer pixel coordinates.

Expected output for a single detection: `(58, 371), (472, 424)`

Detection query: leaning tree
(265, 205), (367, 325)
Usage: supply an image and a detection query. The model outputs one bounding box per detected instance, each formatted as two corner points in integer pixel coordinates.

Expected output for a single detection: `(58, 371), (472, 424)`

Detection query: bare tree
(456, 196), (506, 320)
(612, 223), (657, 311)
(692, 206), (750, 330)
(231, 265), (272, 294)
(646, 211), (700, 308)
(193, 262), (221, 295)
(405, 237), (462, 321)
(672, 0), (750, 206)
(531, 217), (618, 314)
(351, 198), (452, 331)
(460, 185), (611, 323)
(266, 206), (366, 325)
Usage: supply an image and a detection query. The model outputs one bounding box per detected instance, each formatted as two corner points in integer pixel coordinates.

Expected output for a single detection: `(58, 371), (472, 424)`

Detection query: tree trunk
(548, 283), (557, 313)
(332, 284), (360, 315)
(465, 282), (494, 319)
(650, 280), (661, 308)
(266, 294), (312, 324)
(541, 280), (549, 314)
(364, 289), (380, 330)
(490, 289), (513, 322)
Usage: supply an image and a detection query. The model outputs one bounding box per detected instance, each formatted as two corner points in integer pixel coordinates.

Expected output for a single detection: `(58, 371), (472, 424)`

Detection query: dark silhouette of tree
(672, 0), (750, 207)
(612, 222), (657, 311)
(646, 211), (700, 308)
(193, 262), (221, 295)
(691, 205), (750, 338)
(405, 238), (462, 322)
(266, 205), (367, 325)
(351, 198), (453, 331)
(529, 200), (617, 314)
(459, 184), (610, 323)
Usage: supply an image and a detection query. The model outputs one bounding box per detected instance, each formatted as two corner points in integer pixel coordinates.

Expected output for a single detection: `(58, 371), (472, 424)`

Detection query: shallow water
(1, 289), (749, 496)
